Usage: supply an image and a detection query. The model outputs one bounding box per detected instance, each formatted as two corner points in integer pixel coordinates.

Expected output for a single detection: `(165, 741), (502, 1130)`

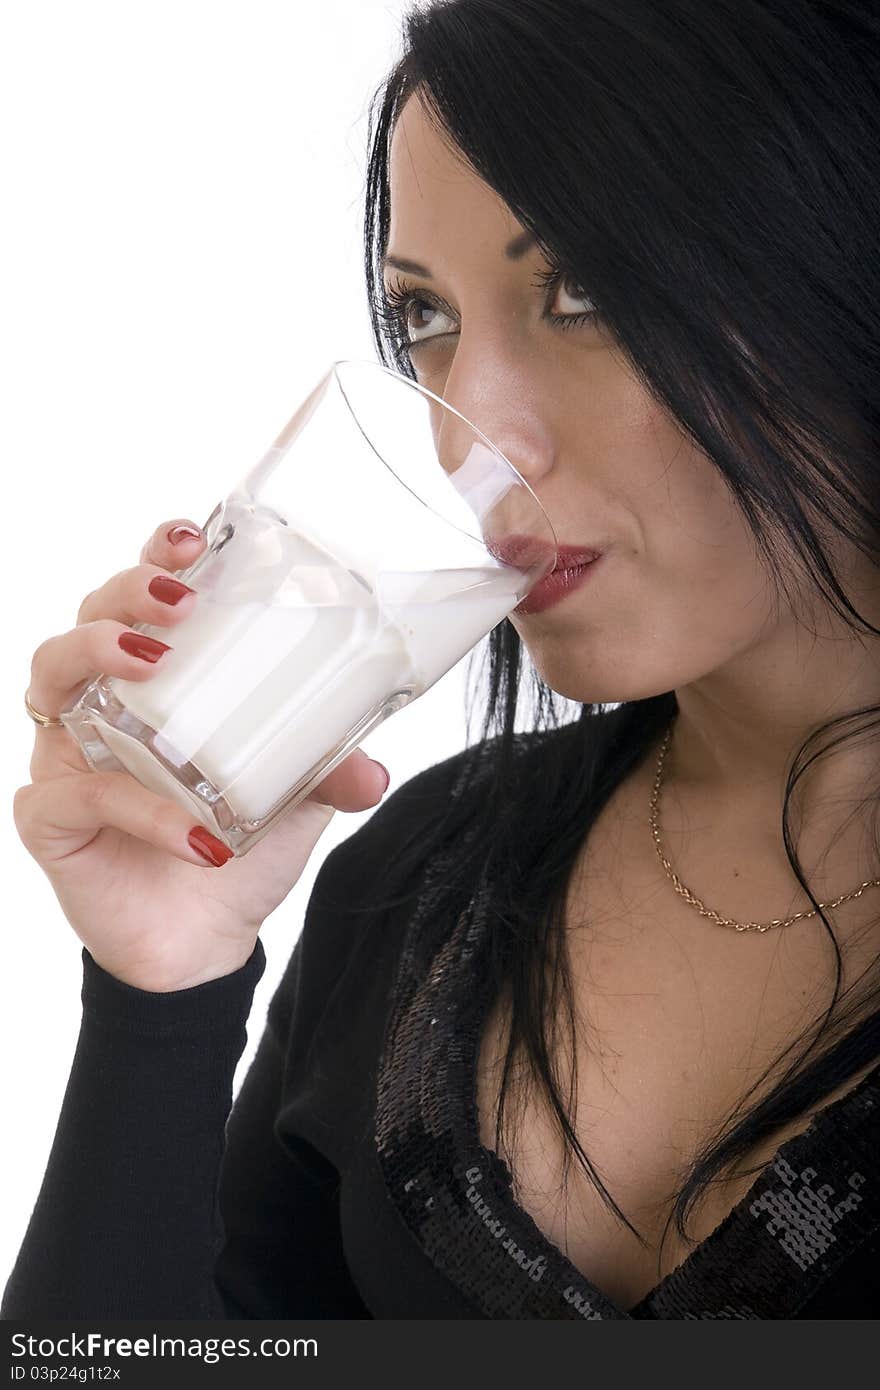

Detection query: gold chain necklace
(649, 720), (880, 933)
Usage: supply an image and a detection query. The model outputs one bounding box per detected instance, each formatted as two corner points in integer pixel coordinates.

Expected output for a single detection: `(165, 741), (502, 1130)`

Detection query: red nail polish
(118, 631), (172, 662)
(167, 524), (202, 545)
(188, 825), (234, 866)
(148, 575), (196, 606)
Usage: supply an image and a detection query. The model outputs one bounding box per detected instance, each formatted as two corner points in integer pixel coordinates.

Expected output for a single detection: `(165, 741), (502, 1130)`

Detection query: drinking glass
(60, 359), (558, 856)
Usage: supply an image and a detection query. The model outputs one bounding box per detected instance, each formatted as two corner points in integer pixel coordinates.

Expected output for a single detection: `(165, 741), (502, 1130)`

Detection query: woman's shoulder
(280, 733), (544, 1008)
(272, 740), (498, 988)
(280, 722), (590, 1016)
(324, 728), (549, 865)
(267, 725), (600, 1114)
(266, 739), (525, 1132)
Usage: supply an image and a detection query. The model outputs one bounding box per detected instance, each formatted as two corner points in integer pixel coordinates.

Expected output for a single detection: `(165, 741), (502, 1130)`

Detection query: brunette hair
(357, 0), (880, 1266)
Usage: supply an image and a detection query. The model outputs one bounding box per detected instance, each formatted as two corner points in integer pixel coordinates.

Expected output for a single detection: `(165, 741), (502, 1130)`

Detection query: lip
(514, 553), (604, 614)
(489, 534), (603, 571)
(486, 533), (606, 614)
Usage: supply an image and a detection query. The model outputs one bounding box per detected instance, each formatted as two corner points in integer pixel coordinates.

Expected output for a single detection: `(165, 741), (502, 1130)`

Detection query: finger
(132, 519), (389, 814)
(13, 772), (235, 868)
(30, 624), (390, 803)
(140, 517), (209, 571)
(29, 618), (173, 725)
(307, 747), (391, 811)
(76, 562), (198, 627)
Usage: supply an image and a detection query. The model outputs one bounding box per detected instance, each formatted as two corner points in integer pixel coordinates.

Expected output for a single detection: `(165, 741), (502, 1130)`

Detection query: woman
(4, 0), (879, 1319)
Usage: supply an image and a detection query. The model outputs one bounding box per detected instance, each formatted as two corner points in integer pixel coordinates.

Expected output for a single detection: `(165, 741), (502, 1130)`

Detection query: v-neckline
(462, 921), (880, 1318)
(372, 731), (880, 1318)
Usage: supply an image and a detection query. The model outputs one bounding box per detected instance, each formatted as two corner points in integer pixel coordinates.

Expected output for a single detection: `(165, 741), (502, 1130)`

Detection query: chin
(518, 635), (674, 707)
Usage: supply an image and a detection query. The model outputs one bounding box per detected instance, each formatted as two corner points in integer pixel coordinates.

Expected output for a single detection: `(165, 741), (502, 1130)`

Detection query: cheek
(516, 388), (783, 703)
(588, 367), (760, 555)
(622, 405), (775, 629)
(595, 375), (738, 542)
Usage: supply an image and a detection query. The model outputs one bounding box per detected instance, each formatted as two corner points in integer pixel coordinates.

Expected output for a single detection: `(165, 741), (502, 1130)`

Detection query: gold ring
(24, 688), (65, 728)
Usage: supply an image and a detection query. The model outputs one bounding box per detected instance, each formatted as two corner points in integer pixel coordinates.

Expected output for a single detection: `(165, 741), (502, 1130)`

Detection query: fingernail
(167, 524), (202, 545)
(118, 631), (172, 663)
(374, 761), (391, 794)
(148, 575), (196, 606)
(188, 825), (234, 866)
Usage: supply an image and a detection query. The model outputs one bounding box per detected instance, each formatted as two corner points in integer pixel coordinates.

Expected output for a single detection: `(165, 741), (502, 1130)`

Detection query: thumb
(306, 747), (391, 812)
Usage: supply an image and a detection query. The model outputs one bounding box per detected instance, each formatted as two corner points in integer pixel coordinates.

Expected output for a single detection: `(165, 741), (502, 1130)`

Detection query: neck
(672, 611), (879, 813)
(665, 590), (880, 906)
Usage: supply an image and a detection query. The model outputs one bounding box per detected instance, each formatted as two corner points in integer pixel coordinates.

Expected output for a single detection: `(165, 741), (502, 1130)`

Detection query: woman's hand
(14, 518), (390, 993)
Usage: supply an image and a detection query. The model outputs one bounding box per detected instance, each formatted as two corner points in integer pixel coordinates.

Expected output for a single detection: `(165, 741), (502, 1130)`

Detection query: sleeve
(0, 840), (369, 1320)
(212, 917), (371, 1318)
(1, 745), (477, 1321)
(212, 743), (483, 1319)
(0, 931), (267, 1319)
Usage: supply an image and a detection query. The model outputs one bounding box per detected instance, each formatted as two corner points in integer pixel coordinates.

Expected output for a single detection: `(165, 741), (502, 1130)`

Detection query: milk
(96, 495), (521, 829)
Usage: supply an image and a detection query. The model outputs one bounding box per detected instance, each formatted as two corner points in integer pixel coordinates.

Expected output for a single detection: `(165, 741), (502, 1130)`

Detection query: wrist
(81, 938), (267, 1021)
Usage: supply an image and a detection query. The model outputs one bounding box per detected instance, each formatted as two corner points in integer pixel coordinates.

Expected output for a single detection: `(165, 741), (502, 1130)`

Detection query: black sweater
(3, 735), (878, 1320)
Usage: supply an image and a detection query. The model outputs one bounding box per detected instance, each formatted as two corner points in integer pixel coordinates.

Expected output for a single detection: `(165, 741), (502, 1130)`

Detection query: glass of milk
(59, 359), (558, 855)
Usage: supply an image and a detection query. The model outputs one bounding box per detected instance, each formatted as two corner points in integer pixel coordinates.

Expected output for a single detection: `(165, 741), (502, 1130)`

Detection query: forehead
(387, 92), (527, 268)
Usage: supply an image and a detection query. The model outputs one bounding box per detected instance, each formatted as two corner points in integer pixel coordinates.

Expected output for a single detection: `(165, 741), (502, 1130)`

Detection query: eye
(552, 275), (597, 316)
(377, 264), (600, 366)
(535, 266), (599, 329)
(378, 277), (455, 349)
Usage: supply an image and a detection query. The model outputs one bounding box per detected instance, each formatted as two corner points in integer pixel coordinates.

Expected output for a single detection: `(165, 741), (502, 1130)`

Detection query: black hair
(358, 0), (880, 1271)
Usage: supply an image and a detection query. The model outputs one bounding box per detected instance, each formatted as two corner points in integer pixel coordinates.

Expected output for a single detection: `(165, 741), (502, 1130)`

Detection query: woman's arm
(1, 934), (266, 1318)
(214, 932), (370, 1318)
(0, 841), (369, 1320)
(2, 744), (475, 1320)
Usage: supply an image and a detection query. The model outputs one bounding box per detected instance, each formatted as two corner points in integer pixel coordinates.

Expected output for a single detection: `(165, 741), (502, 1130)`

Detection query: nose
(425, 350), (559, 572)
(434, 352), (557, 495)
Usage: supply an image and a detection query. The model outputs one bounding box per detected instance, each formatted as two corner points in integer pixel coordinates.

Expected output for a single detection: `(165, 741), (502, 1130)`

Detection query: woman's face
(383, 93), (790, 707)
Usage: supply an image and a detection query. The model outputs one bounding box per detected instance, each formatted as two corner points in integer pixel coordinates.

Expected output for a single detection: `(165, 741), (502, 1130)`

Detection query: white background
(0, 0), (487, 1288)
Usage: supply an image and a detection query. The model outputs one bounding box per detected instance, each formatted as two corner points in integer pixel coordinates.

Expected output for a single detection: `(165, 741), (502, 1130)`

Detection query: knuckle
(78, 619), (109, 666)
(30, 638), (49, 675)
(31, 632), (63, 674)
(12, 783), (35, 835)
(28, 743), (48, 783)
(76, 590), (97, 625)
(118, 565), (144, 593)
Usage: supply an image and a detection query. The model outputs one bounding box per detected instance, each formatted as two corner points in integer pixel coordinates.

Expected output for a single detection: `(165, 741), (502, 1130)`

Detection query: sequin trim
(372, 740), (880, 1319)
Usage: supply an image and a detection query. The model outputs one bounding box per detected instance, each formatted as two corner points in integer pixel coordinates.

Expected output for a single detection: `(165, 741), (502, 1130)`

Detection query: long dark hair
(356, 0), (880, 1267)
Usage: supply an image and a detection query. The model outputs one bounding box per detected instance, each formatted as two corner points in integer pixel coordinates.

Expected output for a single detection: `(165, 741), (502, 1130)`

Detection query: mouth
(549, 543), (604, 572)
(488, 534), (604, 575)
(512, 546), (605, 615)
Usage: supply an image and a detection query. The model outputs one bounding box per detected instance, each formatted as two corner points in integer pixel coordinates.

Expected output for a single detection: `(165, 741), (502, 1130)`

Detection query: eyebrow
(381, 228), (536, 278)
